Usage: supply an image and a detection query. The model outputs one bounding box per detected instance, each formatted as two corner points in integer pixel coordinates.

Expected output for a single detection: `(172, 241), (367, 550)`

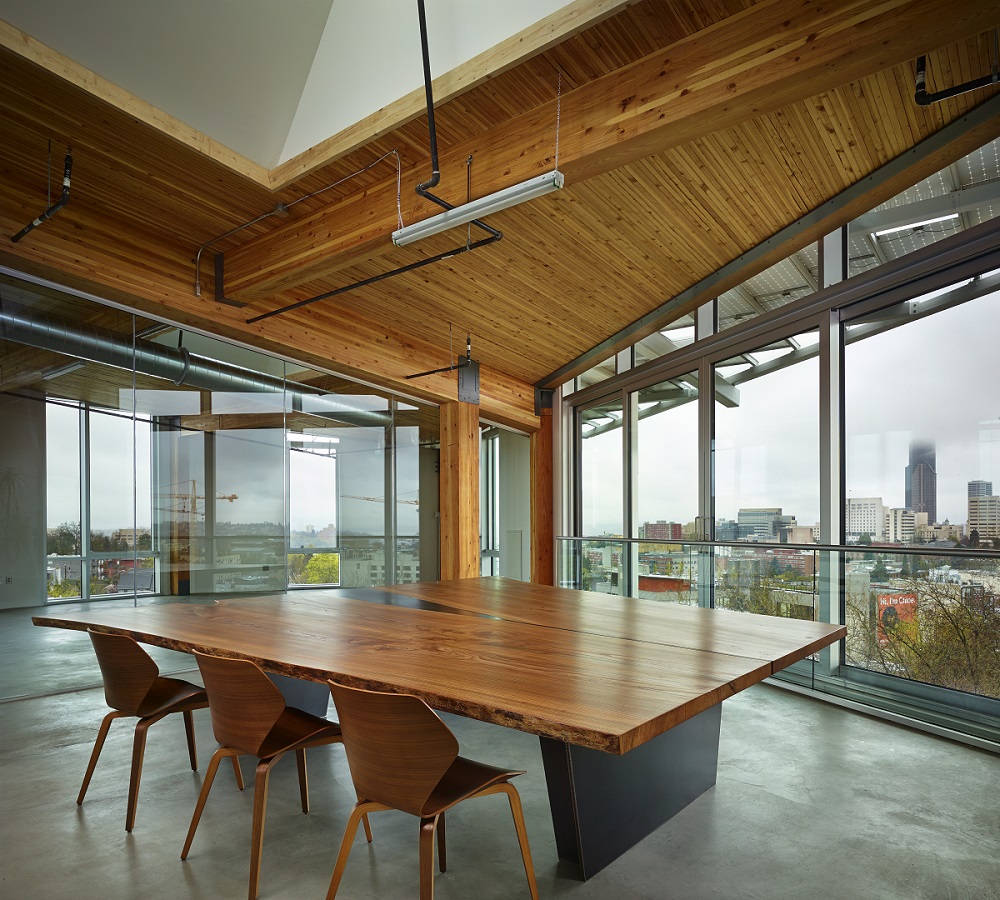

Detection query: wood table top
(33, 577), (845, 754)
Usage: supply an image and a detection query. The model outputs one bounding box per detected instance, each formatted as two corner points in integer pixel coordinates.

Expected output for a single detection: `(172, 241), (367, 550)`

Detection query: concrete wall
(0, 394), (47, 608)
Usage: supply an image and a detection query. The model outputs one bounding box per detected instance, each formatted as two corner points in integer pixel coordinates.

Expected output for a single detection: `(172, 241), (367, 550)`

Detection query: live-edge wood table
(34, 576), (845, 880)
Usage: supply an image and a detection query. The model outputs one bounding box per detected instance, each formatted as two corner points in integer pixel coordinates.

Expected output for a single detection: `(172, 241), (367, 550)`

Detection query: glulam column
(439, 401), (480, 580)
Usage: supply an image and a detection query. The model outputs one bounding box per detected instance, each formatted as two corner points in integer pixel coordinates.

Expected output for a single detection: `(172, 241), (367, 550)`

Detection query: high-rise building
(968, 495), (1000, 539)
(884, 508), (916, 544)
(905, 441), (937, 525)
(968, 480), (993, 498)
(847, 497), (885, 541)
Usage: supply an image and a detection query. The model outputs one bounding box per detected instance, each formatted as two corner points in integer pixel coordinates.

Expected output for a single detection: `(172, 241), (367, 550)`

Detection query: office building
(905, 441), (937, 525)
(846, 497), (886, 541)
(968, 479), (993, 497)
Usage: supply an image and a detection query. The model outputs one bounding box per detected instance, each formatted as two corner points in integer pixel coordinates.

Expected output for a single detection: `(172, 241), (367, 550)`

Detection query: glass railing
(557, 536), (1000, 745)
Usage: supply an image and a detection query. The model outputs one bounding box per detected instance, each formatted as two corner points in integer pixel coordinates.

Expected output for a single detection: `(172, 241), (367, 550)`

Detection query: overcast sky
(581, 283), (1000, 534)
(46, 283), (999, 539)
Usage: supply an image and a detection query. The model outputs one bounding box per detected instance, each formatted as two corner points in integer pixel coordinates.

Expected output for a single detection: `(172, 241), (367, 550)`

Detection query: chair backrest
(329, 681), (458, 817)
(194, 652), (286, 756)
(88, 629), (159, 715)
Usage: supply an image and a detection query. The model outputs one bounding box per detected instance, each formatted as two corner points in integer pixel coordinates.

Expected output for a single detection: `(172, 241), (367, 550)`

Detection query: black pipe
(411, 0), (499, 236)
(915, 54), (1000, 106)
(11, 151), (73, 243)
(246, 231), (501, 324)
(416, 0), (440, 196)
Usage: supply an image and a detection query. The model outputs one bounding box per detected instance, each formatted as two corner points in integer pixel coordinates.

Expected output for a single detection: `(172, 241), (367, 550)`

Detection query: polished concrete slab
(2, 679), (998, 899)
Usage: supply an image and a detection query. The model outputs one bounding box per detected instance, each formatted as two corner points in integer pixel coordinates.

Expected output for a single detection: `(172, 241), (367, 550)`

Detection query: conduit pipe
(10, 151), (73, 243)
(0, 303), (391, 427)
(915, 35), (1000, 105)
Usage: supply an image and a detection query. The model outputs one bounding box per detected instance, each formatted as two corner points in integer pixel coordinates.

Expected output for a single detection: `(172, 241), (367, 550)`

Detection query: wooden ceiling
(2, 0), (999, 431)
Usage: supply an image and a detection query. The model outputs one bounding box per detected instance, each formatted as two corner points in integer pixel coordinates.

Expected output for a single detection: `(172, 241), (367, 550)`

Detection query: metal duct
(0, 302), (391, 427)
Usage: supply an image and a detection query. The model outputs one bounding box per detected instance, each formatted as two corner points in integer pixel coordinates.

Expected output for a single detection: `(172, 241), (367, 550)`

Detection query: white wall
(498, 429), (530, 581)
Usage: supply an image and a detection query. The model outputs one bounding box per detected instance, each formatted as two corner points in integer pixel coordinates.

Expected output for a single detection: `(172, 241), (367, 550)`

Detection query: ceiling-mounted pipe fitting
(915, 35), (1000, 105)
(10, 151), (73, 243)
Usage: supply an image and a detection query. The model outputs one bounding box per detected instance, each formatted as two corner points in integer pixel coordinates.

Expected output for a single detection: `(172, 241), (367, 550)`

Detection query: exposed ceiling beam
(852, 180), (1000, 233)
(535, 88), (1000, 389)
(222, 0), (1000, 303)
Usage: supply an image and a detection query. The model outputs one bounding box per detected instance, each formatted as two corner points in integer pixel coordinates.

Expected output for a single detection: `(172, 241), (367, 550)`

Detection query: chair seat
(136, 677), (208, 718)
(422, 756), (524, 817)
(257, 707), (342, 759)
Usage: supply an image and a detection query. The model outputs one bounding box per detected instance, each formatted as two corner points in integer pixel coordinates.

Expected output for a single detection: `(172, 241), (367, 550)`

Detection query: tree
(48, 522), (81, 556)
(287, 553), (309, 584)
(846, 576), (1000, 698)
(871, 555), (888, 582)
(302, 553), (340, 585)
(858, 533), (874, 562)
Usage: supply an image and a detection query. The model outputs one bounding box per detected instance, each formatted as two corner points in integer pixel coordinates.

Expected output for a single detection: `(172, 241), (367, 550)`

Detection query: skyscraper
(905, 441), (937, 525)
(968, 480), (993, 498)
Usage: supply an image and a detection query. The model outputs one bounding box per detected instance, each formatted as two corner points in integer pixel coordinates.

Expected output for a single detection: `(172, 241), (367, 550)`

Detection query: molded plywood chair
(182, 652), (369, 900)
(78, 628), (225, 832)
(326, 680), (539, 900)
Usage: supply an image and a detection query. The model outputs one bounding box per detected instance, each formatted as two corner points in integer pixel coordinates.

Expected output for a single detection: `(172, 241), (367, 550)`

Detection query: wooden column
(531, 406), (555, 585)
(439, 401), (480, 580)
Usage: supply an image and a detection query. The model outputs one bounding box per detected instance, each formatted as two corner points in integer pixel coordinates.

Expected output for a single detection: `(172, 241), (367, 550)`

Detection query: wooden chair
(182, 652), (370, 900)
(326, 680), (539, 900)
(79, 628), (233, 832)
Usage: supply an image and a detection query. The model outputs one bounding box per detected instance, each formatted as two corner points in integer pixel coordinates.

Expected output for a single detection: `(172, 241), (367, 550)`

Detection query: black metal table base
(539, 703), (722, 880)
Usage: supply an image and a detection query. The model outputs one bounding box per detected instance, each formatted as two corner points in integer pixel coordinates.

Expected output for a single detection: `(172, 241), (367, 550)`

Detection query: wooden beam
(531, 406), (555, 585)
(439, 401), (480, 580)
(225, 0), (1000, 300)
(267, 0), (640, 188)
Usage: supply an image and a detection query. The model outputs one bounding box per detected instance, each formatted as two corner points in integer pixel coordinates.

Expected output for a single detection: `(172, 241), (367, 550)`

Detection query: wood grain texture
(33, 578), (844, 754)
(3, 1), (998, 412)
(439, 402), (480, 580)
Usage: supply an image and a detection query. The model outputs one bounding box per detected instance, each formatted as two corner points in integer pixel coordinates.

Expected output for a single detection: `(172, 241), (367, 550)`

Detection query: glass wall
(635, 373), (699, 603)
(561, 186), (1000, 742)
(0, 268), (439, 700)
(844, 279), (1000, 700)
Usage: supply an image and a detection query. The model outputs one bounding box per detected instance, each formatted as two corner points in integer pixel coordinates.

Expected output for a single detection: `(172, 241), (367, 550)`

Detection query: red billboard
(876, 592), (917, 645)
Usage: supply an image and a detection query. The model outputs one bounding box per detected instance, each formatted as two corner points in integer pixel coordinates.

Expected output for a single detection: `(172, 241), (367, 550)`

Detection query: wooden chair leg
(232, 755), (245, 790)
(125, 714), (156, 832)
(183, 709), (198, 770)
(437, 812), (447, 872)
(295, 747), (309, 813)
(181, 747), (230, 859)
(497, 783), (539, 900)
(248, 756), (278, 900)
(419, 815), (438, 900)
(77, 710), (125, 805)
(326, 801), (387, 900)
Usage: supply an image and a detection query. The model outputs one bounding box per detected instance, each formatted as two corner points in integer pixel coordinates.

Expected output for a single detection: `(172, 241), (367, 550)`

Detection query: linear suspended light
(873, 213), (959, 237)
(392, 170), (564, 246)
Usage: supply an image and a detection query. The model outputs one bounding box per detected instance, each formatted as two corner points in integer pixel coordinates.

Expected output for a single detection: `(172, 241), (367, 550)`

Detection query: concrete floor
(3, 669), (999, 900)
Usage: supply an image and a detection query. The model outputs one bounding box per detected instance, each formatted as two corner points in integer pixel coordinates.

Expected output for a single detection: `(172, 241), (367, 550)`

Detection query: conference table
(34, 577), (845, 879)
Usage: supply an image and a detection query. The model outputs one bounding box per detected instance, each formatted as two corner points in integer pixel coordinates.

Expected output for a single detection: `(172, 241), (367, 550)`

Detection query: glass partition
(0, 270), (439, 701)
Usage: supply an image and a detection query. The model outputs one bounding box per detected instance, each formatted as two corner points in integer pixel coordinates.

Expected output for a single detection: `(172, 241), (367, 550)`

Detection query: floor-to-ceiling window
(843, 275), (1000, 702)
(561, 135), (1000, 744)
(0, 268), (440, 700)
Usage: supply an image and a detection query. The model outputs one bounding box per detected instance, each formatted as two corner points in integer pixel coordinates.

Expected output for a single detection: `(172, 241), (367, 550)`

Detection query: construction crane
(158, 480), (238, 516)
(342, 494), (419, 506)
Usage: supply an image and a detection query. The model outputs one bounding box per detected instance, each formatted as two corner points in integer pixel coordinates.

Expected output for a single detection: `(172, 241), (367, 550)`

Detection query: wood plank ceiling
(1, 0), (999, 431)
